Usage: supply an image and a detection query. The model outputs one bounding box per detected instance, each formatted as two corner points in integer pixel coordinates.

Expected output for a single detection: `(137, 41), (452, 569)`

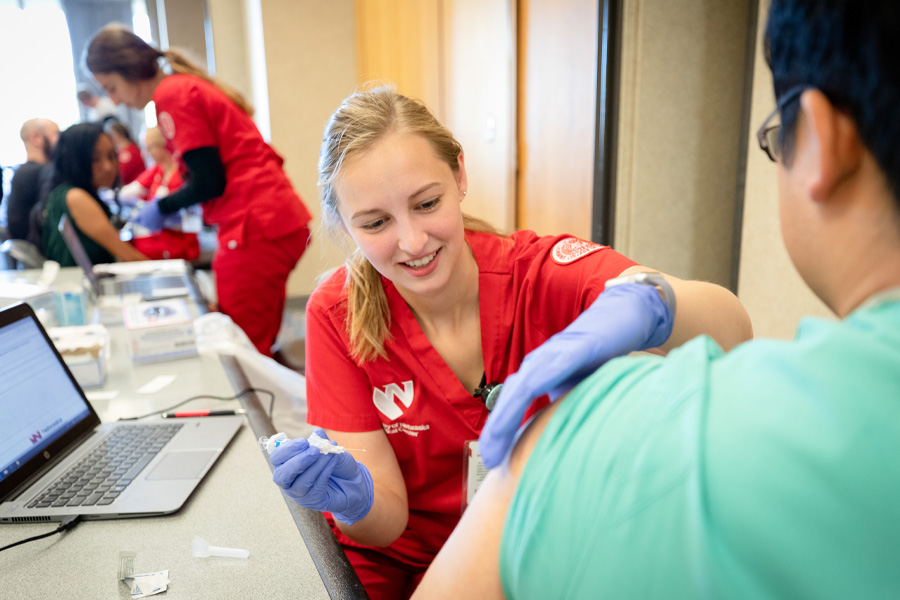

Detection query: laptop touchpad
(146, 451), (217, 480)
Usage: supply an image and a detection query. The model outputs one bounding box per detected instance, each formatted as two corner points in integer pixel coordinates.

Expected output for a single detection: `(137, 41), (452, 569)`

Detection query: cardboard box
(47, 324), (109, 388)
(122, 298), (197, 363)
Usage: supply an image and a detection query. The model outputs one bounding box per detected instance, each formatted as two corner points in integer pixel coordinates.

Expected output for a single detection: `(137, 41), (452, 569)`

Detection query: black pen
(161, 409), (246, 418)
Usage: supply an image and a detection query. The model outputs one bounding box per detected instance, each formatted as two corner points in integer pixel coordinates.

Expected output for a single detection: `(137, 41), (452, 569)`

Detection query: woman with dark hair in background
(106, 121), (145, 185)
(41, 122), (148, 266)
(85, 25), (312, 356)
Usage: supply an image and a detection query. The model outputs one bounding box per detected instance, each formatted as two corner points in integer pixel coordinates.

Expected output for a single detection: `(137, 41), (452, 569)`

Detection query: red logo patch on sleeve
(551, 237), (605, 264)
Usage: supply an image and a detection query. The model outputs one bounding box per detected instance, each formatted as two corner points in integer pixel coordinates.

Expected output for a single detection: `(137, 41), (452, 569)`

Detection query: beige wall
(615, 0), (749, 287)
(209, 0), (356, 297)
(207, 0), (252, 100)
(163, 0), (211, 70)
(736, 0), (833, 338)
(261, 0), (357, 297)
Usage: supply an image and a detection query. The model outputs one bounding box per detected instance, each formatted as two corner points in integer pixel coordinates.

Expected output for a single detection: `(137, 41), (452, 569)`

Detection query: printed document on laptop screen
(0, 317), (92, 485)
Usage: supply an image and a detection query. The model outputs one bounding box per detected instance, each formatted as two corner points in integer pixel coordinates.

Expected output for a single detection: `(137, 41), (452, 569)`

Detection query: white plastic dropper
(192, 536), (249, 559)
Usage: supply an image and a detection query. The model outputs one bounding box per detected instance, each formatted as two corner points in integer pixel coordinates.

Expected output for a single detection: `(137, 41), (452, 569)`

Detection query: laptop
(0, 302), (242, 522)
(57, 215), (202, 303)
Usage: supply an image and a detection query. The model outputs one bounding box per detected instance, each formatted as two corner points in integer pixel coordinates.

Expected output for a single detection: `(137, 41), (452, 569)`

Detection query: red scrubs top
(305, 230), (637, 568)
(152, 74), (311, 246)
(117, 142), (145, 185)
(135, 164), (183, 201)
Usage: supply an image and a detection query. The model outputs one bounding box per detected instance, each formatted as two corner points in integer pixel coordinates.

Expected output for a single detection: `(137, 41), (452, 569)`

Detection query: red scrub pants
(213, 223), (310, 356)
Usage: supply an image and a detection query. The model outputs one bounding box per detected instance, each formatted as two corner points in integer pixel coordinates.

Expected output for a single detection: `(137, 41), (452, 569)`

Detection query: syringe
(258, 431), (367, 455)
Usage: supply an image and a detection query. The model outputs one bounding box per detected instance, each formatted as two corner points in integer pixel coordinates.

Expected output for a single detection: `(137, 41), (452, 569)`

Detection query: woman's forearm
(110, 240), (149, 262)
(335, 482), (409, 547)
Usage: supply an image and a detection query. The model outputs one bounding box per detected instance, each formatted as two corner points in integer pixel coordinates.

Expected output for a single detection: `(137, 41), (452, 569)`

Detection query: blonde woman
(269, 86), (752, 599)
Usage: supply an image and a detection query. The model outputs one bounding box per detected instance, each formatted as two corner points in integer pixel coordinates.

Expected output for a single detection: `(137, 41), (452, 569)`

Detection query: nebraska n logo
(372, 381), (414, 420)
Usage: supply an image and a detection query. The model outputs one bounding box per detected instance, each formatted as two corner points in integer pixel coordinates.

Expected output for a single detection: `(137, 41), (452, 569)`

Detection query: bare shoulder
(413, 399), (565, 599)
(63, 188), (106, 219)
(64, 187), (93, 206)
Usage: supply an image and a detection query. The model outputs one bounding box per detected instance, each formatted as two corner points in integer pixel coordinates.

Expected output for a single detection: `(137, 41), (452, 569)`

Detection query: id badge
(461, 440), (489, 513)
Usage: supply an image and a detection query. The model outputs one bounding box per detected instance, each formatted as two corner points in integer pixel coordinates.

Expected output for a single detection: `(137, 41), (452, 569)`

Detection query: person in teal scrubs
(412, 0), (900, 598)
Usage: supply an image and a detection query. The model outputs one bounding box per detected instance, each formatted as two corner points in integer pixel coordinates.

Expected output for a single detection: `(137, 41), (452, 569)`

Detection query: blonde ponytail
(346, 250), (392, 362)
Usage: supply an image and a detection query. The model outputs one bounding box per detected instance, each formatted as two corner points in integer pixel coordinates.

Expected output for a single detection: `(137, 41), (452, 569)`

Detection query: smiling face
(91, 134), (118, 189)
(334, 131), (470, 300)
(93, 72), (148, 110)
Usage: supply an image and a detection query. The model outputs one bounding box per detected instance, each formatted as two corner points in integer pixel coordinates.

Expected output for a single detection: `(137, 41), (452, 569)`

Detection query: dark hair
(86, 24), (254, 116)
(85, 25), (162, 81)
(25, 123), (110, 248)
(51, 123), (108, 199)
(106, 121), (133, 143)
(765, 0), (900, 202)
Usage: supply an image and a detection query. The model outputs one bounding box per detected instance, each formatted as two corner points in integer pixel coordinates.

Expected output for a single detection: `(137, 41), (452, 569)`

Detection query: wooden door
(355, 0), (517, 233)
(355, 0), (443, 116)
(441, 0), (516, 232)
(517, 0), (599, 239)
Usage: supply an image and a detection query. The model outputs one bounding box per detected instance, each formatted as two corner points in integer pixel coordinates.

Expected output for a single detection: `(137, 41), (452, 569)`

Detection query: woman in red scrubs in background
(85, 25), (312, 355)
(106, 121), (145, 185)
(119, 127), (182, 203)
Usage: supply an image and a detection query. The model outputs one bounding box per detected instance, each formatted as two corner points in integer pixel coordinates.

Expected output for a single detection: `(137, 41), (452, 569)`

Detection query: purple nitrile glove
(270, 429), (374, 525)
(161, 209), (183, 230)
(478, 283), (674, 469)
(132, 199), (166, 231)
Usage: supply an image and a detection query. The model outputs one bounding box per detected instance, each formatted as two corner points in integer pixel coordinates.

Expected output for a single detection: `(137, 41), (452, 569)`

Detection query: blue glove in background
(132, 200), (166, 231)
(478, 282), (675, 469)
(270, 429), (374, 526)
(161, 209), (183, 230)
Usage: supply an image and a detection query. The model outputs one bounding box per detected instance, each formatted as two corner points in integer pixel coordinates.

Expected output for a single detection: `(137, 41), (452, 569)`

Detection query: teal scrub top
(500, 292), (900, 599)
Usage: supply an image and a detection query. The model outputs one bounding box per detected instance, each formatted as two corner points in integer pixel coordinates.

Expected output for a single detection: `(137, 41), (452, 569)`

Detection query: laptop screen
(0, 305), (96, 493)
(58, 215), (101, 296)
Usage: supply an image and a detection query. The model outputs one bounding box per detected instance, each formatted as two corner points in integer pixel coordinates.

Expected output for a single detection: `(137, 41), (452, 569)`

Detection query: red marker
(161, 409), (246, 418)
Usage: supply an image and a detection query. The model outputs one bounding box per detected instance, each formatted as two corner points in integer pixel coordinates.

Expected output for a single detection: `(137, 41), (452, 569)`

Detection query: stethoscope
(474, 381), (503, 411)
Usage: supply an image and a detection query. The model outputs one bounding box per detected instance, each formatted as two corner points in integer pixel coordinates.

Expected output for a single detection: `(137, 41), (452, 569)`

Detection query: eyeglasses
(756, 86), (808, 162)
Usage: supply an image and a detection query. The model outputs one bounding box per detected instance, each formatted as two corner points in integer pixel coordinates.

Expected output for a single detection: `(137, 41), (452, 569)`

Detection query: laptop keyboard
(27, 424), (183, 509)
